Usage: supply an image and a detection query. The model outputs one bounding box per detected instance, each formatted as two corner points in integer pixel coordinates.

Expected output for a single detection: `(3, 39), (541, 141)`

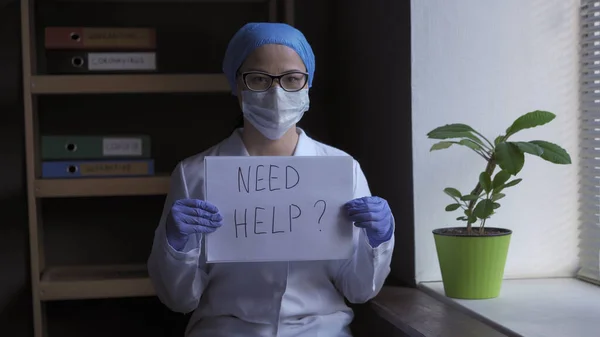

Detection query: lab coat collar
(219, 127), (316, 157)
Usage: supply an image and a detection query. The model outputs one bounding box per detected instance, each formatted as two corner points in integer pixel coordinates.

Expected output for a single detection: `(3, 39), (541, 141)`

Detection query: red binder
(45, 27), (156, 50)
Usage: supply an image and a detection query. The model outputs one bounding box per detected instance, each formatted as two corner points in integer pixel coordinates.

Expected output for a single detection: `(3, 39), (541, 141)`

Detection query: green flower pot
(432, 227), (512, 299)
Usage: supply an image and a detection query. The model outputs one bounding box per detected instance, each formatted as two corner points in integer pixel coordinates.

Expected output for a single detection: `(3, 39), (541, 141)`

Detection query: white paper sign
(204, 156), (355, 263)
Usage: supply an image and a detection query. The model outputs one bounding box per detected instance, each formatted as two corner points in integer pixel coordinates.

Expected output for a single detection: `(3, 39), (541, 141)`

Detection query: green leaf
(504, 178), (522, 188)
(495, 142), (525, 175)
(427, 123), (476, 137)
(494, 135), (504, 146)
(460, 194), (479, 201)
(511, 141), (544, 156)
(468, 215), (478, 224)
(459, 139), (484, 151)
(473, 199), (495, 219)
(493, 202), (501, 209)
(461, 133), (486, 147)
(493, 178), (522, 194)
(491, 193), (505, 201)
(492, 170), (511, 189)
(528, 140), (572, 164)
(426, 124), (486, 147)
(505, 110), (556, 137)
(429, 141), (454, 151)
(444, 187), (462, 198)
(457, 216), (468, 221)
(479, 171), (492, 193)
(426, 130), (474, 140)
(430, 139), (485, 153)
(445, 203), (461, 211)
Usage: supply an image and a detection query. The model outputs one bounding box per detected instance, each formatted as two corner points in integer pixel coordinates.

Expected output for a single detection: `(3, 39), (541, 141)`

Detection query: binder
(45, 27), (156, 50)
(41, 135), (151, 160)
(45, 51), (157, 74)
(41, 159), (155, 178)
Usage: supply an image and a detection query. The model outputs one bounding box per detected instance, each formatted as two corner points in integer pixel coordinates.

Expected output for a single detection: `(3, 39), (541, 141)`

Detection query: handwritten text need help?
(204, 156), (354, 262)
(234, 164), (326, 238)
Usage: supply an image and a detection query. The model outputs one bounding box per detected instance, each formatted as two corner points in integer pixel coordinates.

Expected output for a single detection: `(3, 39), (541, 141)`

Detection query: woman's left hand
(344, 196), (394, 247)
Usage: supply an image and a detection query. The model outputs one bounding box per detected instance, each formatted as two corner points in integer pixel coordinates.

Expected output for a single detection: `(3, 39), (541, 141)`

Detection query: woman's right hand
(165, 199), (223, 251)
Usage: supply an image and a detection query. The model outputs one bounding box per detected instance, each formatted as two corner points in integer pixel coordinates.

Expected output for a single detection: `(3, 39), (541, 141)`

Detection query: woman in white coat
(147, 22), (395, 337)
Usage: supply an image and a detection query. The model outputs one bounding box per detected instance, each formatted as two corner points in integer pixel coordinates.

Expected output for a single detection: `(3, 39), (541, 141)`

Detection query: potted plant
(427, 110), (572, 299)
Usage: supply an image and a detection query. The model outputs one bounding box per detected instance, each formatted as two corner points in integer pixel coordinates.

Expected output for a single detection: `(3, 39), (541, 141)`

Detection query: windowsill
(419, 277), (600, 337)
(364, 285), (510, 337)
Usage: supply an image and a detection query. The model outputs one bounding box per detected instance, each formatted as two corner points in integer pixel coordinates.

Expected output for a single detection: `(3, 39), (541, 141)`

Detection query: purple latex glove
(165, 199), (223, 251)
(344, 196), (393, 248)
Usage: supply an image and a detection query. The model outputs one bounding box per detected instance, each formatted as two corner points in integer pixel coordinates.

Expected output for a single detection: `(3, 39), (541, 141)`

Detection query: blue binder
(41, 159), (155, 178)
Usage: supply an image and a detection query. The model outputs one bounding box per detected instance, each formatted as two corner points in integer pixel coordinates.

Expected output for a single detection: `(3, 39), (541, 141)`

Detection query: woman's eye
(251, 77), (268, 83)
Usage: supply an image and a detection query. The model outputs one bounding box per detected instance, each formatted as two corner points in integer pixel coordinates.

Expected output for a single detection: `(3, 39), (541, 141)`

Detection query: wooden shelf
(30, 74), (231, 94)
(35, 176), (171, 197)
(39, 264), (155, 301)
(21, 0), (294, 335)
(51, 0), (266, 2)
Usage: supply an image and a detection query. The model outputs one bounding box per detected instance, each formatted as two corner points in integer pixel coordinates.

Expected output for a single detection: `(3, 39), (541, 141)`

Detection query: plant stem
(462, 140), (491, 159)
(466, 157), (496, 235)
(477, 140), (493, 154)
(475, 151), (489, 161)
(473, 130), (495, 150)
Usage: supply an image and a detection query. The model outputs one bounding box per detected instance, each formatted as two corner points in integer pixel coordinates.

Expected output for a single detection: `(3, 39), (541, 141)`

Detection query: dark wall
(0, 0), (32, 336)
(0, 0), (412, 335)
(328, 0), (414, 286)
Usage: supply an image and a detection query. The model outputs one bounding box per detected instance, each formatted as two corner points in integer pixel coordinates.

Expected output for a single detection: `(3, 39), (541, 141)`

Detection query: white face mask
(241, 87), (310, 140)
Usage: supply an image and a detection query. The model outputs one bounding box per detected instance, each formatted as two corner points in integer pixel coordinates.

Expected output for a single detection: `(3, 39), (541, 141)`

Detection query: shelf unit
(34, 175), (171, 197)
(39, 264), (155, 301)
(30, 74), (230, 94)
(20, 0), (295, 336)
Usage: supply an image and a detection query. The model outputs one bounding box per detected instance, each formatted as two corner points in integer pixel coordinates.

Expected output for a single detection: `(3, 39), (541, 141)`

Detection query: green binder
(41, 135), (151, 160)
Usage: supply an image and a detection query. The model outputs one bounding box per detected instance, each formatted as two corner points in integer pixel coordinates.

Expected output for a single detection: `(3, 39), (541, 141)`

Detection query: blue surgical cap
(222, 22), (315, 95)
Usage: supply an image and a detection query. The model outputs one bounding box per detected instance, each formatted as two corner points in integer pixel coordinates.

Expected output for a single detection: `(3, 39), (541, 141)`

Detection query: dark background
(0, 0), (412, 335)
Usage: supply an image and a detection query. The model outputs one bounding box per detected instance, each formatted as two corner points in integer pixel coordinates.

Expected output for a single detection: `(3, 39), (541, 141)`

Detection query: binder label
(80, 161), (150, 176)
(88, 52), (156, 70)
(103, 138), (143, 156)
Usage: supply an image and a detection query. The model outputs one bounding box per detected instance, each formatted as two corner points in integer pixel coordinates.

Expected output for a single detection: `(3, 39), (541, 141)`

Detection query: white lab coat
(147, 128), (395, 337)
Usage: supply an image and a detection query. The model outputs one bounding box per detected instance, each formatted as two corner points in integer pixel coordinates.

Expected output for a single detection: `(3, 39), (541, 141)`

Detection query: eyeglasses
(241, 71), (309, 92)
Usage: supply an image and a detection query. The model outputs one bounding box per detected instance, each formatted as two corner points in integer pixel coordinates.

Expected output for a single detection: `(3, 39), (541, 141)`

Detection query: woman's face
(236, 44), (307, 104)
